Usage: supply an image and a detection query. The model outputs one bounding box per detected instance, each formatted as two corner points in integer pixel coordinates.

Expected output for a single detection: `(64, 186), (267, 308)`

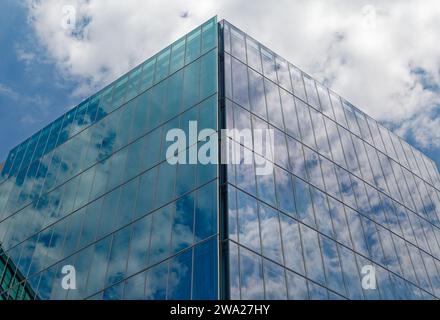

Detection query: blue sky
(0, 1), (81, 160)
(0, 0), (439, 172)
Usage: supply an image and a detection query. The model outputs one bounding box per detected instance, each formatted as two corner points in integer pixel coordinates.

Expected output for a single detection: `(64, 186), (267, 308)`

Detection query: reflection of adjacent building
(0, 243), (37, 300)
(0, 16), (440, 300)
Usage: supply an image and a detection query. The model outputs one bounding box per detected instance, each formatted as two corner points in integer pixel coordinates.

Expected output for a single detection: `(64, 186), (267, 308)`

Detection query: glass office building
(1, 17), (440, 300)
(0, 17), (219, 300)
(1, 244), (36, 300)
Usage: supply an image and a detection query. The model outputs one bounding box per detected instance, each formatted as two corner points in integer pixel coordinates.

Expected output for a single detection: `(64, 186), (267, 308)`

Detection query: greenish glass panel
(139, 58), (156, 92)
(183, 59), (200, 110)
(170, 37), (186, 73)
(155, 47), (171, 83)
(126, 65), (142, 101)
(185, 28), (201, 64)
(200, 49), (217, 100)
(202, 18), (217, 53)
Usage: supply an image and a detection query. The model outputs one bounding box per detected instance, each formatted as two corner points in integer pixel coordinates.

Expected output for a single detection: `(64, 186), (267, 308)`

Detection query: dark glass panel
(192, 238), (218, 300)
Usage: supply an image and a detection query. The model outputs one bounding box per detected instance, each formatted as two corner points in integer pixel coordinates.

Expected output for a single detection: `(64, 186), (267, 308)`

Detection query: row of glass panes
(0, 16), (218, 185)
(224, 50), (440, 201)
(0, 249), (34, 300)
(229, 240), (435, 300)
(0, 152), (216, 275)
(225, 100), (440, 262)
(225, 64), (440, 231)
(228, 104), (440, 258)
(227, 179), (440, 299)
(226, 129), (440, 274)
(1, 151), (217, 280)
(2, 139), (216, 280)
(0, 95), (218, 253)
(3, 232), (218, 300)
(229, 241), (345, 300)
(0, 49), (217, 223)
(221, 20), (440, 192)
(0, 93), (217, 241)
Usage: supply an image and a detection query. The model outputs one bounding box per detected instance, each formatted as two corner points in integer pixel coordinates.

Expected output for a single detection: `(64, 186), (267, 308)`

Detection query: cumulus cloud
(24, 0), (440, 150)
(396, 111), (440, 149)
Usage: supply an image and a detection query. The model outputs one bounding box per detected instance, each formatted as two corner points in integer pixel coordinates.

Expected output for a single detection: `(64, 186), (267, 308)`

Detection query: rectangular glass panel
(246, 36), (262, 73)
(261, 47), (277, 83)
(186, 28), (201, 64)
(155, 47), (171, 83)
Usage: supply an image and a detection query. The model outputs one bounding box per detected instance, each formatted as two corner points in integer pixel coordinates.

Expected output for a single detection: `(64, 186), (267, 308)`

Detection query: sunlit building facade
(1, 17), (440, 300)
(0, 17), (219, 300)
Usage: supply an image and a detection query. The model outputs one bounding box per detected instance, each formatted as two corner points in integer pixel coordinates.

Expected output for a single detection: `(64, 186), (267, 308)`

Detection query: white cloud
(16, 48), (36, 64)
(24, 0), (440, 149)
(0, 83), (21, 100)
(25, 0), (220, 96)
(396, 112), (440, 149)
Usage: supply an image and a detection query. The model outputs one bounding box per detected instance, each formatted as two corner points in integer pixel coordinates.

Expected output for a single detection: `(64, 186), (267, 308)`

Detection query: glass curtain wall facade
(1, 244), (36, 300)
(1, 16), (440, 300)
(221, 20), (440, 300)
(0, 17), (219, 300)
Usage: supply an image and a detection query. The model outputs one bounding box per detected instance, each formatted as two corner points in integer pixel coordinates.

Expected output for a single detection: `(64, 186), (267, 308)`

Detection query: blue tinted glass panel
(195, 181), (217, 241)
(167, 249), (192, 300)
(192, 238), (218, 300)
(239, 246), (264, 299)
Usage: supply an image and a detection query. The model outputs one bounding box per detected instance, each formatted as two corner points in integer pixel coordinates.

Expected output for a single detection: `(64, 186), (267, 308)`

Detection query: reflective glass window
(167, 249), (192, 300)
(170, 38), (186, 73)
(200, 49), (217, 100)
(338, 245), (363, 299)
(145, 261), (167, 299)
(274, 166), (296, 217)
(239, 246), (264, 300)
(237, 189), (261, 253)
(286, 270), (308, 300)
(259, 203), (283, 264)
(139, 58), (156, 93)
(279, 214), (305, 275)
(194, 181), (217, 241)
(246, 36), (262, 73)
(289, 66), (306, 102)
(265, 79), (284, 130)
(127, 214), (151, 276)
(149, 203), (173, 265)
(155, 48), (171, 83)
(185, 28), (201, 64)
(248, 67), (267, 119)
(171, 194), (195, 254)
(303, 74), (320, 111)
(300, 224), (325, 285)
(280, 89), (300, 139)
(192, 238), (218, 300)
(329, 92), (347, 129)
(261, 47), (277, 83)
(230, 26), (246, 62)
(286, 136), (307, 180)
(231, 57), (250, 109)
(202, 18), (216, 53)
(295, 98), (316, 149)
(341, 100), (361, 137)
(105, 225), (131, 287)
(263, 259), (287, 299)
